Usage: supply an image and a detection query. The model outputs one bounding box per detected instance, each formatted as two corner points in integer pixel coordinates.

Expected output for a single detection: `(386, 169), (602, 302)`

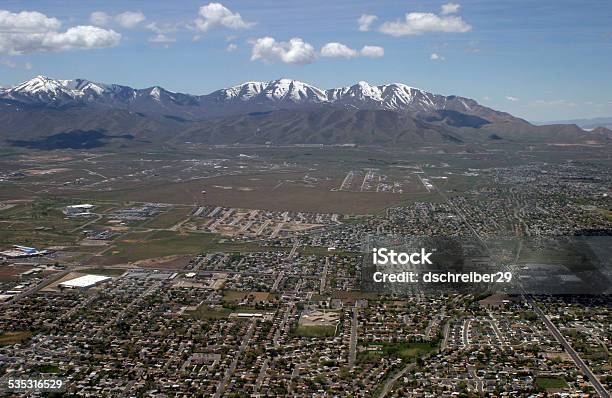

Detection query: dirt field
(77, 172), (430, 214)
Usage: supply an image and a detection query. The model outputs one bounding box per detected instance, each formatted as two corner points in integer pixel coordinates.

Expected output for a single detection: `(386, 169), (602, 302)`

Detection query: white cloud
(321, 42), (358, 58)
(195, 3), (254, 32)
(360, 45), (384, 58)
(320, 43), (385, 59)
(506, 96), (519, 102)
(250, 36), (317, 65)
(146, 22), (179, 34)
(532, 99), (576, 107)
(149, 34), (175, 43)
(146, 22), (179, 43)
(0, 57), (33, 70)
(0, 10), (61, 32)
(0, 10), (121, 55)
(441, 3), (461, 15)
(358, 14), (377, 32)
(379, 11), (471, 36)
(90, 11), (111, 26)
(430, 52), (445, 61)
(38, 26), (121, 52)
(115, 11), (146, 28)
(483, 96), (491, 101)
(90, 11), (145, 29)
(226, 43), (237, 52)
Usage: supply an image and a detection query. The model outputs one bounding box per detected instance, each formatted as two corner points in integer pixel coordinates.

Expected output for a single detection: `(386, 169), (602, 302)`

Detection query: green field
(359, 341), (438, 363)
(0, 331), (32, 346)
(293, 325), (337, 337)
(185, 305), (232, 320)
(32, 364), (61, 374)
(107, 230), (268, 263)
(535, 377), (568, 390)
(144, 206), (192, 229)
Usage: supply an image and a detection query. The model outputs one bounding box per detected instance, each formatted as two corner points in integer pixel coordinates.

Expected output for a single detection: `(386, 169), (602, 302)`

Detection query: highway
(348, 307), (358, 368)
(527, 296), (610, 398)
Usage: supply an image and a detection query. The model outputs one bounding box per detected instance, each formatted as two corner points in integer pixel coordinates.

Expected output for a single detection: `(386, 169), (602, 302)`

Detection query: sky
(0, 0), (611, 122)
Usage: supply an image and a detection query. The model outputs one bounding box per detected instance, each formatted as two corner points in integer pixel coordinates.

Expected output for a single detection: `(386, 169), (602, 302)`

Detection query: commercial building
(59, 274), (111, 289)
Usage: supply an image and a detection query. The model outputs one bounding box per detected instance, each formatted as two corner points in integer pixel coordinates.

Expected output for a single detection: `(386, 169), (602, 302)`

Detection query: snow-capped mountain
(211, 79), (327, 104)
(1, 75), (606, 148)
(0, 75), (514, 122)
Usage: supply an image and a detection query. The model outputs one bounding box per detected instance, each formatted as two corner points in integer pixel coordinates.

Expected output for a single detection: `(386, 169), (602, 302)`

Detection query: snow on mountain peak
(0, 75), (496, 119)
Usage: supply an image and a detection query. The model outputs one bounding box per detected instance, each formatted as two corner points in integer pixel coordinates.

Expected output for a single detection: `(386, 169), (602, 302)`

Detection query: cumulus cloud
(506, 96), (519, 102)
(0, 10), (121, 55)
(89, 11), (111, 26)
(149, 34), (175, 43)
(430, 52), (445, 61)
(226, 43), (237, 52)
(441, 3), (461, 15)
(195, 3), (254, 32)
(250, 37), (317, 64)
(90, 10), (145, 28)
(115, 11), (146, 28)
(360, 45), (384, 58)
(358, 14), (377, 32)
(320, 43), (384, 59)
(321, 42), (358, 58)
(379, 11), (471, 36)
(0, 10), (61, 32)
(145, 22), (179, 44)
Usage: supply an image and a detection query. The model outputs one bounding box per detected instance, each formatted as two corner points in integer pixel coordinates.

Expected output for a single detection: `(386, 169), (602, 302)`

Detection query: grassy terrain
(0, 200), (83, 247)
(293, 325), (337, 337)
(107, 230), (267, 263)
(32, 364), (61, 374)
(222, 290), (278, 305)
(535, 377), (568, 390)
(359, 342), (438, 363)
(144, 206), (192, 229)
(185, 306), (232, 320)
(85, 267), (126, 276)
(0, 331), (32, 346)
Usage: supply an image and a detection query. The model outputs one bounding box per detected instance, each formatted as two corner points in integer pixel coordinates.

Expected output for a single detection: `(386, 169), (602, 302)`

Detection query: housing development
(0, 142), (610, 397)
(1, 0), (612, 392)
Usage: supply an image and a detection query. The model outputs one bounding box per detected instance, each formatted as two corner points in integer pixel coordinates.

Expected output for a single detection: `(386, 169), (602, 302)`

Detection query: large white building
(59, 274), (111, 289)
(63, 204), (95, 217)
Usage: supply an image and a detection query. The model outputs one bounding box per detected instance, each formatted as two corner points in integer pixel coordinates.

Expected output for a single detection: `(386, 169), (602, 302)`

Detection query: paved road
(378, 364), (415, 398)
(423, 167), (609, 398)
(488, 311), (506, 346)
(462, 319), (471, 347)
(213, 321), (256, 398)
(528, 296), (610, 398)
(348, 307), (358, 368)
(2, 268), (72, 306)
(254, 358), (269, 393)
(320, 257), (328, 294)
(467, 365), (484, 394)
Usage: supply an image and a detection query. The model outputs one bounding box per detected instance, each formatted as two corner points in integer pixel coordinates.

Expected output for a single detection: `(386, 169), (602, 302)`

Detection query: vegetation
(359, 341), (438, 363)
(185, 306), (232, 320)
(293, 325), (337, 337)
(0, 331), (32, 346)
(535, 377), (568, 390)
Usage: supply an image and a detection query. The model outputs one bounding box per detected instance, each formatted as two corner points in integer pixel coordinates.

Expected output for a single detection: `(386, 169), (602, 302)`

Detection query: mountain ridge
(0, 75), (517, 122)
(0, 75), (609, 149)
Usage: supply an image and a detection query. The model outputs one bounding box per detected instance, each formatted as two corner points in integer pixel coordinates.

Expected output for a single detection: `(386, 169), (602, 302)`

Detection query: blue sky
(1, 0), (611, 121)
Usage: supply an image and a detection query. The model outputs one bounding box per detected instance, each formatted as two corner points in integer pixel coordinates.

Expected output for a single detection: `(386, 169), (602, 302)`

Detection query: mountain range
(541, 117), (612, 130)
(0, 76), (609, 149)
